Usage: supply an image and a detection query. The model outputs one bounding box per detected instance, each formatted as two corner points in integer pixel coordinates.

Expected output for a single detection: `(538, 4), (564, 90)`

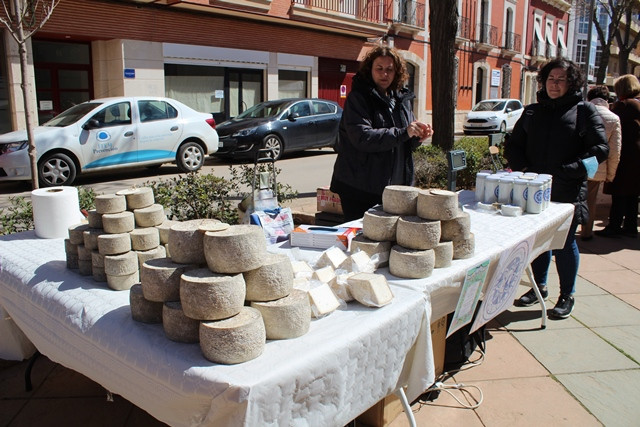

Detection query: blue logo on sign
(97, 131), (111, 141)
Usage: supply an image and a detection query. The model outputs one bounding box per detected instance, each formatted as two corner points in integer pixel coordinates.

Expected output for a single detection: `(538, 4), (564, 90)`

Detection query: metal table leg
(394, 387), (417, 427)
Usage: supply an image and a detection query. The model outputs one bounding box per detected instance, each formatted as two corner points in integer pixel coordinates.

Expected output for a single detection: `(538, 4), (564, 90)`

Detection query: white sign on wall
(491, 69), (501, 87)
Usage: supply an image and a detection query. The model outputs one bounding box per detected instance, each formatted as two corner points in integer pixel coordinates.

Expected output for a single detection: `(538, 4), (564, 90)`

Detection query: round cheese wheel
(168, 219), (221, 265)
(382, 185), (419, 215)
(244, 253), (294, 302)
(135, 245), (167, 269)
(64, 238), (77, 255)
(106, 270), (139, 291)
(129, 283), (163, 324)
(250, 289), (311, 339)
(76, 244), (92, 261)
(453, 233), (475, 259)
(134, 204), (166, 228)
(362, 208), (399, 242)
(129, 227), (160, 251)
(92, 265), (107, 283)
(140, 257), (195, 302)
(95, 194), (126, 214)
(433, 241), (454, 268)
(104, 251), (138, 276)
(66, 253), (78, 270)
(78, 259), (92, 276)
(200, 307), (266, 364)
(441, 211), (471, 241)
(350, 235), (392, 267)
(156, 219), (179, 245)
(117, 187), (155, 210)
(203, 224), (267, 274)
(396, 216), (441, 250)
(87, 209), (103, 229)
(83, 228), (104, 251)
(417, 189), (459, 220)
(163, 301), (200, 343)
(389, 245), (435, 279)
(180, 269), (246, 320)
(68, 223), (90, 245)
(91, 250), (105, 267)
(98, 232), (131, 255)
(102, 211), (135, 234)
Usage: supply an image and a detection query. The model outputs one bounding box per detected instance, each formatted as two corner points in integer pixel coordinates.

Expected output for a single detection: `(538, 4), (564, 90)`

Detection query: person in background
(581, 85), (621, 241)
(595, 74), (640, 239)
(505, 58), (608, 319)
(330, 45), (433, 221)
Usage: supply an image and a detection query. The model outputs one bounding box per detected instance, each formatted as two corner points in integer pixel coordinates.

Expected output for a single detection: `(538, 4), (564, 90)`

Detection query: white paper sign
(447, 259), (490, 338)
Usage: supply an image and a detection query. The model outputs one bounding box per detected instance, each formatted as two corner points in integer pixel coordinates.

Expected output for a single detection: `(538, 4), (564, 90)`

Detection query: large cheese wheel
(163, 301), (200, 343)
(106, 270), (139, 291)
(382, 185), (419, 215)
(129, 283), (163, 323)
(95, 194), (126, 214)
(129, 227), (160, 251)
(169, 219), (221, 265)
(134, 204), (166, 227)
(453, 233), (475, 259)
(135, 245), (167, 269)
(140, 257), (195, 302)
(396, 216), (441, 250)
(102, 211), (135, 234)
(87, 209), (103, 229)
(104, 251), (138, 276)
(389, 245), (435, 279)
(250, 289), (311, 339)
(180, 269), (246, 320)
(417, 189), (459, 220)
(441, 211), (471, 241)
(433, 241), (454, 268)
(350, 235), (392, 267)
(68, 223), (90, 245)
(347, 272), (394, 307)
(203, 224), (267, 273)
(117, 187), (155, 210)
(200, 307), (266, 364)
(362, 208), (399, 242)
(97, 232), (131, 255)
(156, 219), (179, 245)
(244, 253), (293, 302)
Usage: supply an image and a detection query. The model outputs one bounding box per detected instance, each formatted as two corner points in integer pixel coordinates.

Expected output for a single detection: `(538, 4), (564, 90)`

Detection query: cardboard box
(356, 315), (447, 426)
(317, 186), (343, 215)
(289, 224), (359, 251)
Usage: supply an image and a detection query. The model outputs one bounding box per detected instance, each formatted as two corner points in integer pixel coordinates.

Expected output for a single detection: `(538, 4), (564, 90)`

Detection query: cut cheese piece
(97, 232), (131, 255)
(68, 223), (90, 245)
(396, 216), (441, 250)
(441, 211), (471, 241)
(417, 189), (459, 220)
(134, 204), (166, 227)
(362, 208), (399, 242)
(106, 270), (139, 291)
(243, 253), (294, 302)
(350, 235), (391, 267)
(203, 224), (267, 273)
(200, 307), (266, 364)
(180, 269), (246, 320)
(293, 277), (310, 291)
(163, 301), (200, 343)
(382, 185), (419, 215)
(329, 271), (355, 302)
(389, 245), (435, 279)
(347, 272), (394, 307)
(291, 260), (313, 278)
(315, 246), (348, 269)
(104, 251), (138, 276)
(433, 241), (454, 268)
(117, 187), (154, 210)
(87, 209), (103, 229)
(129, 227), (160, 251)
(156, 219), (179, 245)
(102, 211), (135, 234)
(308, 283), (340, 318)
(311, 265), (336, 283)
(129, 283), (163, 323)
(250, 289), (311, 339)
(140, 257), (196, 302)
(135, 245), (167, 269)
(95, 194), (126, 214)
(338, 250), (373, 273)
(453, 233), (475, 259)
(168, 219), (220, 265)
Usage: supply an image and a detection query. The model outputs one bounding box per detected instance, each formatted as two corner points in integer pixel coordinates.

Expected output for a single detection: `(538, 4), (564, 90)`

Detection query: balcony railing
(477, 23), (498, 46)
(457, 15), (471, 40)
(532, 39), (546, 57)
(392, 0), (425, 28)
(503, 31), (521, 52)
(292, 0), (388, 24)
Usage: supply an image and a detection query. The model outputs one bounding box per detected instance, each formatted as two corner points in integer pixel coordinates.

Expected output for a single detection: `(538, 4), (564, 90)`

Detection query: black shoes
(516, 287), (548, 307)
(550, 294), (575, 319)
(594, 227), (621, 238)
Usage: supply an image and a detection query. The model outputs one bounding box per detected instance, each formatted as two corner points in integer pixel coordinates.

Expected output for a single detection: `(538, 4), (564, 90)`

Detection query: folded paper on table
(290, 225), (360, 250)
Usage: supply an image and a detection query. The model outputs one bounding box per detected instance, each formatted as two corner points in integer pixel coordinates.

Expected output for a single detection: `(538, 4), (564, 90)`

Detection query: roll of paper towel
(32, 186), (85, 239)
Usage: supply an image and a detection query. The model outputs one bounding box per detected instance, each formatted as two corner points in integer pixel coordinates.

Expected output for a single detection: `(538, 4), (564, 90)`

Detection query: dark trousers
(608, 194), (639, 232)
(338, 193), (382, 222)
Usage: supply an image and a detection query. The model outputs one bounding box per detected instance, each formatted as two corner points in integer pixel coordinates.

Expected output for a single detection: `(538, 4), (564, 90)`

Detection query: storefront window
(0, 39), (11, 134)
(278, 70), (307, 99)
(165, 64), (225, 115)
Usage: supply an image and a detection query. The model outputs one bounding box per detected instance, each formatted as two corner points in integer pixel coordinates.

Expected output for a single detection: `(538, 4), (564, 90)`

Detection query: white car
(0, 96), (219, 187)
(463, 98), (524, 135)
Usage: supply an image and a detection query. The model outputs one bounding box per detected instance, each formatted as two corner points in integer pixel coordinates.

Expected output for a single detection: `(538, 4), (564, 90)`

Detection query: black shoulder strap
(577, 101), (587, 138)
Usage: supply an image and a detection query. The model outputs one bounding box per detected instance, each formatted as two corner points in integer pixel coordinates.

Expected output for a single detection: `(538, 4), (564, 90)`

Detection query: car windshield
(235, 101), (291, 119)
(43, 102), (104, 127)
(473, 101), (506, 112)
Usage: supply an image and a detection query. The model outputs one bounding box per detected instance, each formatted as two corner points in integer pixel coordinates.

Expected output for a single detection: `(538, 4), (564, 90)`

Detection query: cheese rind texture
(95, 194), (126, 214)
(134, 204), (166, 227)
(140, 257), (195, 302)
(129, 283), (163, 324)
(389, 245), (435, 279)
(382, 185), (419, 215)
(417, 189), (459, 221)
(203, 225), (267, 273)
(200, 307), (266, 364)
(163, 301), (200, 343)
(180, 269), (246, 320)
(362, 208), (399, 242)
(250, 289), (311, 339)
(169, 219), (221, 265)
(396, 216), (441, 250)
(102, 211), (135, 234)
(244, 253), (293, 302)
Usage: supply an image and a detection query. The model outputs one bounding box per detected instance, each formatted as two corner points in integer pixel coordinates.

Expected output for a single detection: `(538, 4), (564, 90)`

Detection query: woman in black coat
(505, 58), (608, 319)
(596, 74), (640, 238)
(330, 45), (433, 221)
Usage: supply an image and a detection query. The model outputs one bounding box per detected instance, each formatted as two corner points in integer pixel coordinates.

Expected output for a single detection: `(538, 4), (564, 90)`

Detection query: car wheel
(263, 134), (283, 161)
(176, 142), (205, 172)
(499, 122), (507, 133)
(38, 152), (77, 187)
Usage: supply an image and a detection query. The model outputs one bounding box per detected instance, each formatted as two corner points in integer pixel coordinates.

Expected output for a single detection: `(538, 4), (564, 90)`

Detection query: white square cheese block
(315, 246), (348, 269)
(308, 283), (340, 318)
(347, 272), (394, 308)
(311, 265), (335, 283)
(291, 260), (313, 277)
(338, 250), (373, 273)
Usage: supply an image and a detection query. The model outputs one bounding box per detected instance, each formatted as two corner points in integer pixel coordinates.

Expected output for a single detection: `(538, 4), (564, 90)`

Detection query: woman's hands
(408, 121), (434, 142)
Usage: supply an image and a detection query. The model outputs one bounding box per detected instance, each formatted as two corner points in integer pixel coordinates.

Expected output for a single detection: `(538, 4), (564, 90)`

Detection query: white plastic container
(538, 174), (553, 210)
(475, 172), (491, 202)
(512, 178), (528, 211)
(484, 174), (501, 204)
(526, 179), (545, 214)
(498, 176), (515, 205)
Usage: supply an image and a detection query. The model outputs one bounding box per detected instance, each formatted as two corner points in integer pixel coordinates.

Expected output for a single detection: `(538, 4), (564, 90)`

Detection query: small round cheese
(203, 224), (267, 274)
(92, 265), (107, 282)
(83, 228), (104, 251)
(389, 245), (435, 279)
(163, 301), (200, 343)
(104, 251), (138, 276)
(244, 253), (294, 302)
(66, 254), (78, 270)
(417, 189), (459, 220)
(117, 187), (155, 210)
(250, 289), (311, 339)
(433, 241), (454, 268)
(106, 270), (139, 291)
(68, 223), (90, 245)
(350, 235), (392, 267)
(200, 307), (266, 364)
(382, 185), (419, 215)
(91, 250), (105, 267)
(453, 233), (475, 259)
(78, 259), (92, 276)
(156, 219), (179, 245)
(134, 204), (166, 227)
(135, 245), (167, 269)
(396, 216), (441, 250)
(169, 219), (221, 265)
(64, 238), (77, 255)
(140, 257), (196, 302)
(98, 233), (131, 255)
(102, 211), (135, 234)
(180, 269), (246, 321)
(129, 227), (160, 251)
(87, 209), (103, 229)
(129, 283), (163, 323)
(362, 208), (399, 242)
(441, 211), (471, 241)
(76, 244), (92, 261)
(95, 194), (126, 214)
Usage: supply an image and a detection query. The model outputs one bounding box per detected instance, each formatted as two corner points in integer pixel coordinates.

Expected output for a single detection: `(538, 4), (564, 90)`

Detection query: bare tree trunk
(596, 47), (611, 84)
(429, 1), (458, 151)
(18, 39), (39, 189)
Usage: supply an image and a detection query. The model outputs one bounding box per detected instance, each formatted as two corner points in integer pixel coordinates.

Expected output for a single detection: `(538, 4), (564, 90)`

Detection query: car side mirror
(288, 112), (299, 121)
(506, 108), (512, 113)
(82, 119), (101, 130)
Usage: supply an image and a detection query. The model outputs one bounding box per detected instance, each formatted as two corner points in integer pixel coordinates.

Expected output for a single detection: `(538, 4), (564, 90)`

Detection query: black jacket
(330, 73), (421, 202)
(505, 90), (608, 224)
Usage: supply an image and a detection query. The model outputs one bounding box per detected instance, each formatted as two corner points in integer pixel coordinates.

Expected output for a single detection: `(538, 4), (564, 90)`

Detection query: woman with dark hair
(505, 58), (608, 319)
(595, 74), (640, 238)
(330, 45), (433, 221)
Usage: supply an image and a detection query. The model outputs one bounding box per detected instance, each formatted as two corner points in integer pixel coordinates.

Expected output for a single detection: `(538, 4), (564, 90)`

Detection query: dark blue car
(214, 98), (342, 161)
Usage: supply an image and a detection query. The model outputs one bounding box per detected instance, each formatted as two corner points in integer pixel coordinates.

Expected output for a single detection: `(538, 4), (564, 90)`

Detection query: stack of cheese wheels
(169, 219), (224, 265)
(250, 289), (310, 339)
(66, 223), (89, 272)
(200, 307), (266, 364)
(441, 211), (474, 259)
(382, 185), (419, 215)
